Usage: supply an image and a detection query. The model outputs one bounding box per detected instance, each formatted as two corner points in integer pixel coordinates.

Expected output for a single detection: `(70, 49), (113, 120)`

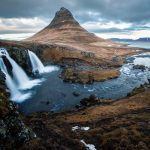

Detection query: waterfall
(1, 48), (35, 89)
(0, 48), (58, 102)
(0, 57), (31, 102)
(6, 55), (30, 89)
(0, 48), (41, 102)
(28, 50), (45, 74)
(28, 50), (59, 74)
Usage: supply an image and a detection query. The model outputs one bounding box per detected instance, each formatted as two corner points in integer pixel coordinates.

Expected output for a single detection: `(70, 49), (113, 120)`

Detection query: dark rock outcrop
(133, 65), (146, 70)
(9, 47), (32, 75)
(48, 7), (80, 29)
(0, 69), (9, 117)
(80, 95), (112, 107)
(2, 56), (13, 76)
(0, 69), (36, 149)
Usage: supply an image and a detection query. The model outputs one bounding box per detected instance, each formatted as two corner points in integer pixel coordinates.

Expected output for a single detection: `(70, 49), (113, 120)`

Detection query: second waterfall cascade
(0, 48), (58, 102)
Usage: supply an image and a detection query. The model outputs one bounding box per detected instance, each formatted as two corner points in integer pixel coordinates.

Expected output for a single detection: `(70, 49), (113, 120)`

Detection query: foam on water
(28, 50), (59, 74)
(44, 66), (59, 73)
(11, 92), (32, 103)
(134, 57), (150, 68)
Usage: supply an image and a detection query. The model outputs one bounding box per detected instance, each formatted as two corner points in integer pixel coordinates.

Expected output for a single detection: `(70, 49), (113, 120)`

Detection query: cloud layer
(0, 0), (150, 40)
(1, 0), (150, 23)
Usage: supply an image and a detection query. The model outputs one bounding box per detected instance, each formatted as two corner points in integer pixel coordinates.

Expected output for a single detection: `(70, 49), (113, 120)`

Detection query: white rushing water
(131, 52), (150, 68)
(0, 48), (43, 102)
(134, 58), (150, 68)
(0, 57), (32, 102)
(6, 55), (30, 89)
(80, 140), (97, 150)
(0, 48), (59, 103)
(28, 50), (59, 74)
(28, 50), (45, 74)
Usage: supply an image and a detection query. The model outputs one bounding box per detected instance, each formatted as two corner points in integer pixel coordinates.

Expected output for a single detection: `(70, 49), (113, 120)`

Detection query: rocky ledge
(0, 61), (150, 150)
(0, 41), (149, 149)
(0, 69), (36, 149)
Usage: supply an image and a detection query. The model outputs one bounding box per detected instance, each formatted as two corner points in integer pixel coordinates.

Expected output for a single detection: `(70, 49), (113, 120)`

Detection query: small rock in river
(133, 65), (146, 70)
(72, 91), (80, 97)
(46, 101), (50, 105)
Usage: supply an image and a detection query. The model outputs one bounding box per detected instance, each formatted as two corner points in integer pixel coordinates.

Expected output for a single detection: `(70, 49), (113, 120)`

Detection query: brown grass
(62, 68), (120, 84)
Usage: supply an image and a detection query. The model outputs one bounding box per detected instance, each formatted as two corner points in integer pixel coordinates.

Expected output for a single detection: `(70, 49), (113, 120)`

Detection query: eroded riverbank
(18, 51), (150, 114)
(1, 43), (150, 150)
(22, 83), (150, 150)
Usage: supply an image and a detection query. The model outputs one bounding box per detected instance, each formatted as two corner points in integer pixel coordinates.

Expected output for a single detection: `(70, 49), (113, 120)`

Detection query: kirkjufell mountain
(26, 7), (107, 43)
(1, 4), (150, 150)
(25, 7), (136, 64)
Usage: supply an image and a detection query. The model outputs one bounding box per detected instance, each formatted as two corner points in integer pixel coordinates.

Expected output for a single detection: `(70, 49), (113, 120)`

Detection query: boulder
(133, 65), (146, 70)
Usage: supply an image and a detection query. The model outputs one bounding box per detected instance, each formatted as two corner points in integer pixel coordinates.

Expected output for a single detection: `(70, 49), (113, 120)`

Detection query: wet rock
(72, 91), (80, 97)
(0, 69), (36, 149)
(80, 95), (98, 107)
(46, 101), (50, 105)
(75, 104), (80, 109)
(1, 102), (36, 144)
(32, 70), (41, 78)
(0, 120), (7, 139)
(41, 101), (50, 105)
(79, 95), (113, 108)
(2, 56), (13, 76)
(127, 84), (146, 97)
(133, 65), (146, 70)
(0, 69), (10, 116)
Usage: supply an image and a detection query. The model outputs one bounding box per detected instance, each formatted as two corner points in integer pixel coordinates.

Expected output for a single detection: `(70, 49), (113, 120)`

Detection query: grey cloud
(88, 28), (128, 33)
(0, 29), (36, 34)
(0, 0), (150, 38)
(0, 0), (150, 24)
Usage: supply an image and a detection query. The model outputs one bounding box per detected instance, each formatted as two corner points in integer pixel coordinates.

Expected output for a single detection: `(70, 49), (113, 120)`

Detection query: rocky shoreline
(0, 6), (150, 150)
(22, 82), (150, 150)
(0, 63), (150, 149)
(0, 40), (149, 149)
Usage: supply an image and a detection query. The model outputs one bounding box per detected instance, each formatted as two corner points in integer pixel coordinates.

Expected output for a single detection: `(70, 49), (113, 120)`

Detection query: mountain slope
(26, 7), (106, 44)
(25, 7), (137, 66)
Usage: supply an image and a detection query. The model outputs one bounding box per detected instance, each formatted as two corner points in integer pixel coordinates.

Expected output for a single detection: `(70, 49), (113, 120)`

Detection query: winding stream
(1, 47), (150, 114)
(19, 51), (150, 114)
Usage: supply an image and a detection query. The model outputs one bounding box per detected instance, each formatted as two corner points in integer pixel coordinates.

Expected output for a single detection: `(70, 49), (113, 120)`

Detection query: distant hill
(111, 38), (150, 42)
(136, 38), (150, 42)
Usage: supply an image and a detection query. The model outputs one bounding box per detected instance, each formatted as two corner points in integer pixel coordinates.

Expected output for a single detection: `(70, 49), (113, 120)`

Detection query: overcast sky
(0, 0), (150, 40)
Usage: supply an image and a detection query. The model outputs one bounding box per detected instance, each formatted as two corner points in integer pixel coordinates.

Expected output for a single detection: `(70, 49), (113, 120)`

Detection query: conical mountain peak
(26, 7), (107, 44)
(55, 7), (74, 19)
(48, 7), (80, 28)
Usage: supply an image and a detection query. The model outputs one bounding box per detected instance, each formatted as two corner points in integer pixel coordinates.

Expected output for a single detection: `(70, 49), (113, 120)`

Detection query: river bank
(0, 41), (150, 149)
(22, 82), (150, 150)
(1, 67), (150, 150)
